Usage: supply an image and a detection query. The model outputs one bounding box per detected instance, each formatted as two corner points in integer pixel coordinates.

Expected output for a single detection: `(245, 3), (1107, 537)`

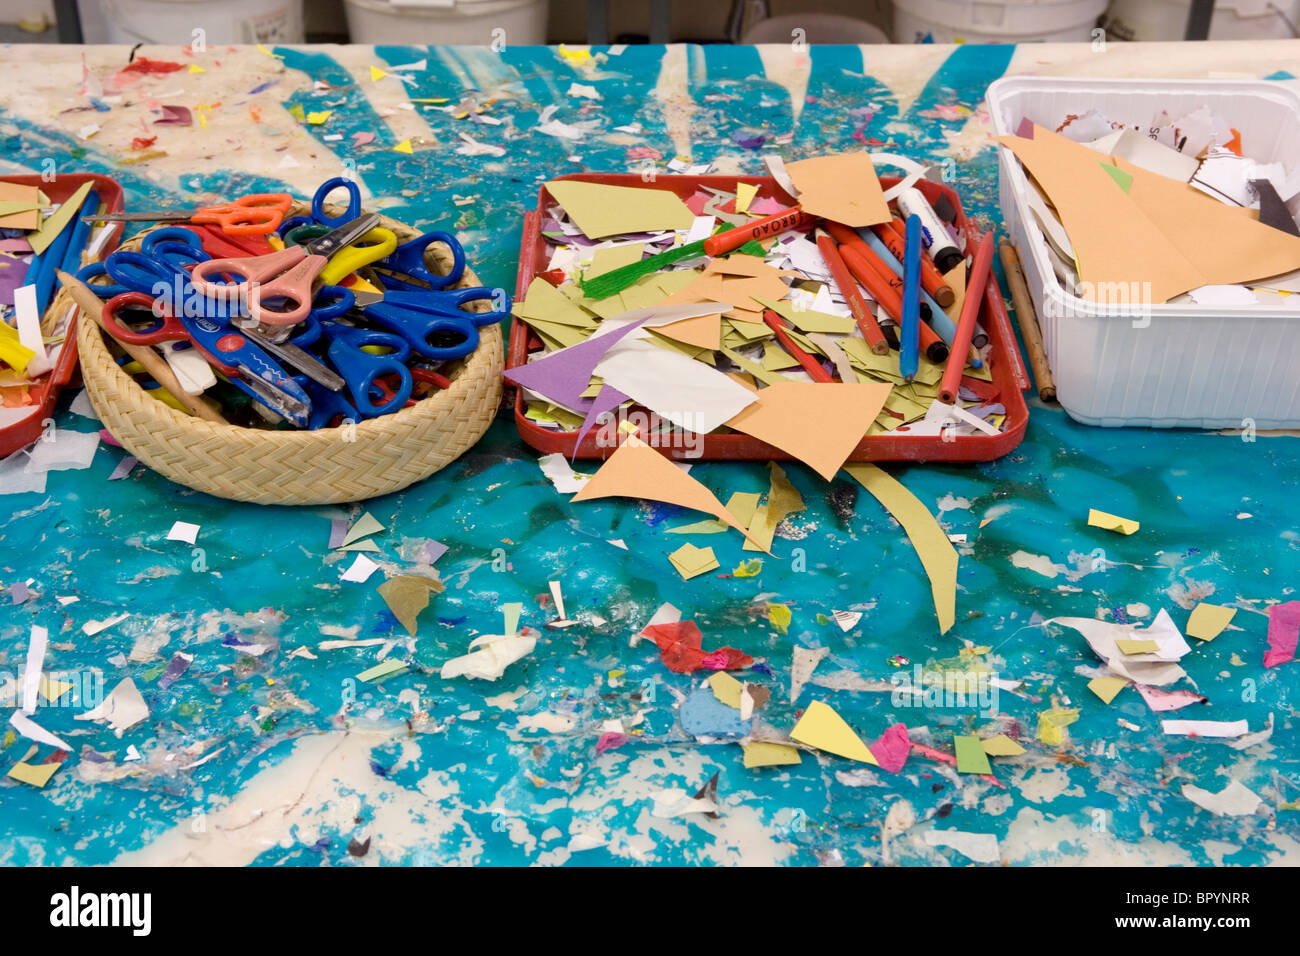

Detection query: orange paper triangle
(571, 437), (769, 552)
(726, 382), (892, 481)
(785, 152), (891, 228)
(654, 312), (722, 350)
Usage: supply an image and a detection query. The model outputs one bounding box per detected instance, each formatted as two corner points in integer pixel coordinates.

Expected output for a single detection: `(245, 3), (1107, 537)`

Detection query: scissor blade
(304, 212), (381, 258)
(81, 212), (194, 223)
(236, 372), (311, 427)
(245, 329), (346, 392)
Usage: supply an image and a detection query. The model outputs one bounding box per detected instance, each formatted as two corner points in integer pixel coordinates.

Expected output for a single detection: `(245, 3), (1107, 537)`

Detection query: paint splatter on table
(1, 41), (1298, 866)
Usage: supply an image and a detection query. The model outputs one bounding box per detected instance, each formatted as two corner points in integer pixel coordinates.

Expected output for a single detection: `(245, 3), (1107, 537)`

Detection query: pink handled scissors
(188, 213), (382, 329)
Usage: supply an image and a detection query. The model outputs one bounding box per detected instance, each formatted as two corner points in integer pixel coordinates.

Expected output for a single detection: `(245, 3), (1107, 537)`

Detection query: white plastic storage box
(987, 75), (1300, 429)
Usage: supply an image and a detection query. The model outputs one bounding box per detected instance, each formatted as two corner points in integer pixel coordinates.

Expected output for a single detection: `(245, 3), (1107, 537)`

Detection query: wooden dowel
(997, 239), (1056, 402)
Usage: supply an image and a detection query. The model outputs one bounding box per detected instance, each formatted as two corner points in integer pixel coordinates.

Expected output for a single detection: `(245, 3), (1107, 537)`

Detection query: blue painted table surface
(1, 40), (1298, 866)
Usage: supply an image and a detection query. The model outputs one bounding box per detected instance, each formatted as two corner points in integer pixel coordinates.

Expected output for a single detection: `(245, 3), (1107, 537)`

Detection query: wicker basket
(73, 203), (503, 505)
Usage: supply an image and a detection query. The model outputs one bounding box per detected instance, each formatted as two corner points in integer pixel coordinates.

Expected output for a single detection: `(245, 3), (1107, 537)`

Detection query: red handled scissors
(83, 193), (295, 237)
(188, 213), (394, 329)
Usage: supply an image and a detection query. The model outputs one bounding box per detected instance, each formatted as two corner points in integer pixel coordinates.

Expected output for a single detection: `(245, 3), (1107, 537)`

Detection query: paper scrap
(789, 700), (878, 765)
(82, 613), (128, 636)
(378, 575), (443, 636)
(726, 382), (891, 481)
(547, 180), (694, 239)
(1088, 508), (1139, 535)
(1116, 639), (1160, 655)
(357, 658), (409, 683)
(7, 746), (66, 788)
(743, 741), (802, 768)
(572, 436), (766, 550)
(644, 620), (751, 674)
(1088, 675), (1129, 703)
(29, 181), (92, 255)
(1136, 684), (1207, 712)
(708, 671), (744, 709)
(10, 709), (72, 751)
(954, 734), (992, 773)
(20, 624), (47, 715)
(341, 512), (384, 547)
(790, 645), (829, 702)
(75, 677), (148, 736)
(166, 521), (200, 545)
(1162, 718), (1250, 738)
(742, 462), (805, 554)
(869, 723), (910, 773)
(980, 734), (1026, 756)
(1186, 602), (1236, 641)
(668, 543), (719, 580)
(340, 554), (380, 584)
(844, 463), (957, 633)
(785, 153), (890, 227)
(832, 610), (861, 632)
(441, 633), (536, 681)
(1264, 600), (1300, 668)
(1182, 780), (1261, 817)
(1037, 708), (1080, 746)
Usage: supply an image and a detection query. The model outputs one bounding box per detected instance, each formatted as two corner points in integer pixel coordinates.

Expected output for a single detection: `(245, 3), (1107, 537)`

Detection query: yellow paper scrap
(547, 180), (694, 239)
(844, 463), (957, 634)
(29, 181), (93, 256)
(586, 243), (644, 279)
(1037, 708), (1080, 746)
(708, 671), (744, 709)
(370, 65), (387, 81)
(393, 139), (414, 154)
(6, 746), (64, 788)
(735, 182), (758, 215)
(189, 64), (205, 73)
(743, 462), (805, 553)
(307, 110), (332, 125)
(1187, 603), (1236, 641)
(733, 558), (762, 578)
(257, 43), (284, 59)
(1088, 676), (1129, 704)
(288, 102), (306, 121)
(668, 543), (719, 580)
(790, 701), (878, 765)
(743, 741), (803, 768)
(980, 734), (1026, 756)
(767, 603), (792, 634)
(1116, 639), (1159, 655)
(377, 575), (444, 636)
(1088, 508), (1139, 535)
(38, 677), (75, 704)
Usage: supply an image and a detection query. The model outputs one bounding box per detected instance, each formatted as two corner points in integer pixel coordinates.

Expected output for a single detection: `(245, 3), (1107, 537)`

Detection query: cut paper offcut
(1136, 684), (1207, 712)
(504, 303), (727, 413)
(980, 734), (1025, 756)
(844, 463), (956, 633)
(7, 746), (66, 788)
(743, 461), (804, 554)
(708, 671), (744, 709)
(378, 575), (443, 635)
(571, 436), (768, 551)
(1049, 609), (1190, 685)
(726, 382), (892, 481)
(785, 152), (890, 227)
(652, 312), (722, 350)
(1187, 602), (1236, 641)
(341, 511), (384, 546)
(546, 180), (694, 239)
(441, 633), (535, 681)
(869, 723), (910, 773)
(790, 645), (829, 702)
(1162, 718), (1249, 738)
(1088, 508), (1139, 535)
(1088, 675), (1129, 704)
(789, 700), (878, 765)
(953, 734), (992, 774)
(75, 677), (148, 736)
(743, 741), (802, 768)
(997, 125), (1300, 303)
(1181, 780), (1262, 817)
(668, 543), (719, 580)
(1264, 600), (1300, 668)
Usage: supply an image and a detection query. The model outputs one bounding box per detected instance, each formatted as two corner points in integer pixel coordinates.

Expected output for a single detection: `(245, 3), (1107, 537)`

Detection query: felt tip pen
(856, 224), (959, 344)
(899, 214), (923, 383)
(895, 187), (964, 275)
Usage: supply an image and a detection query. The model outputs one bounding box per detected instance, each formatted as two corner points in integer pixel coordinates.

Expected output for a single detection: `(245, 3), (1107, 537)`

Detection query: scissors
(318, 320), (413, 419)
(370, 231), (468, 293)
(75, 227), (207, 300)
(277, 177), (363, 240)
(292, 372), (360, 430)
(190, 213), (395, 329)
(83, 193), (294, 236)
(99, 291), (312, 427)
(361, 286), (508, 362)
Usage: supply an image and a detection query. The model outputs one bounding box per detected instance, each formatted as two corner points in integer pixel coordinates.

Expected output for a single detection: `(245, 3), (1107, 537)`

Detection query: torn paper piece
(358, 658), (409, 683)
(869, 723), (910, 773)
(1162, 718), (1250, 738)
(668, 543), (719, 580)
(1186, 602), (1236, 641)
(1088, 675), (1128, 704)
(743, 741), (802, 768)
(341, 512), (385, 546)
(10, 710), (72, 751)
(844, 463), (957, 633)
(954, 734), (993, 773)
(166, 521), (200, 545)
(21, 624), (47, 714)
(980, 734), (1026, 756)
(378, 575), (443, 636)
(1182, 780), (1261, 817)
(1136, 684), (1207, 712)
(1264, 600), (1300, 668)
(790, 700), (878, 764)
(75, 677), (148, 736)
(7, 745), (66, 788)
(1049, 610), (1189, 684)
(1088, 508), (1139, 535)
(791, 645), (829, 702)
(832, 610), (861, 632)
(82, 613), (128, 636)
(340, 554), (380, 583)
(24, 429), (99, 472)
(441, 633), (536, 681)
(924, 829), (1000, 864)
(537, 453), (591, 493)
(651, 788), (718, 818)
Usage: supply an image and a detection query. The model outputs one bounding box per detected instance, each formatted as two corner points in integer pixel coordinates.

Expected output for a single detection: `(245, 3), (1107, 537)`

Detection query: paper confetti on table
(790, 700), (878, 764)
(1088, 508), (1140, 535)
(1186, 602), (1236, 641)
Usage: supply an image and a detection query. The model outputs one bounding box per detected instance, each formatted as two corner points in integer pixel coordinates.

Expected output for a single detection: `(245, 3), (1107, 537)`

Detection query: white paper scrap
(21, 625), (48, 715)
(9, 710), (72, 752)
(340, 554), (380, 583)
(1182, 780), (1262, 817)
(166, 521), (200, 545)
(75, 677), (149, 736)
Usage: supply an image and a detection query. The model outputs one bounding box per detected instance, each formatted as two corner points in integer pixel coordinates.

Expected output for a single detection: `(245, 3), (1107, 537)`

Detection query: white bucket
(343, 0), (549, 46)
(892, 0), (1109, 43)
(1102, 0), (1300, 41)
(99, 0), (304, 45)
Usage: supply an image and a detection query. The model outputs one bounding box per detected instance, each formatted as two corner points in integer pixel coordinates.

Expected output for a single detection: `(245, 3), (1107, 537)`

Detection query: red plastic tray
(508, 173), (1030, 463)
(1, 173), (126, 458)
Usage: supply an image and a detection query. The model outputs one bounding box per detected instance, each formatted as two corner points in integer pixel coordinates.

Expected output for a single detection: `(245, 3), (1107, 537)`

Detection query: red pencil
(814, 228), (888, 355)
(939, 231), (995, 405)
(762, 309), (834, 382)
(837, 240), (948, 363)
(703, 206), (817, 258)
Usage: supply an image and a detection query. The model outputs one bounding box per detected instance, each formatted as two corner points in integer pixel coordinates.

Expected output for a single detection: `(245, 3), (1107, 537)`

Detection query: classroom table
(1, 39), (1298, 866)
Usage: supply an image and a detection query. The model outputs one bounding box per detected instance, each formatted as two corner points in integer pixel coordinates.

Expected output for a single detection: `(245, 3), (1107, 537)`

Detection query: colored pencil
(762, 309), (834, 382)
(938, 232), (995, 405)
(814, 228), (888, 355)
(900, 215), (922, 383)
(856, 224), (960, 345)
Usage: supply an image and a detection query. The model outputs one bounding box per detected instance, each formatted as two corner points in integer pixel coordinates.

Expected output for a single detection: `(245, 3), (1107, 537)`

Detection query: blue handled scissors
(371, 231), (467, 293)
(292, 372), (359, 430)
(361, 286), (509, 362)
(277, 177), (363, 239)
(99, 291), (313, 427)
(75, 227), (208, 300)
(319, 321), (413, 419)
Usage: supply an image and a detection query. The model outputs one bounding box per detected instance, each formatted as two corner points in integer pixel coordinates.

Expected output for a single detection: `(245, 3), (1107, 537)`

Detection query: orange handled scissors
(83, 193), (294, 237)
(189, 213), (394, 328)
